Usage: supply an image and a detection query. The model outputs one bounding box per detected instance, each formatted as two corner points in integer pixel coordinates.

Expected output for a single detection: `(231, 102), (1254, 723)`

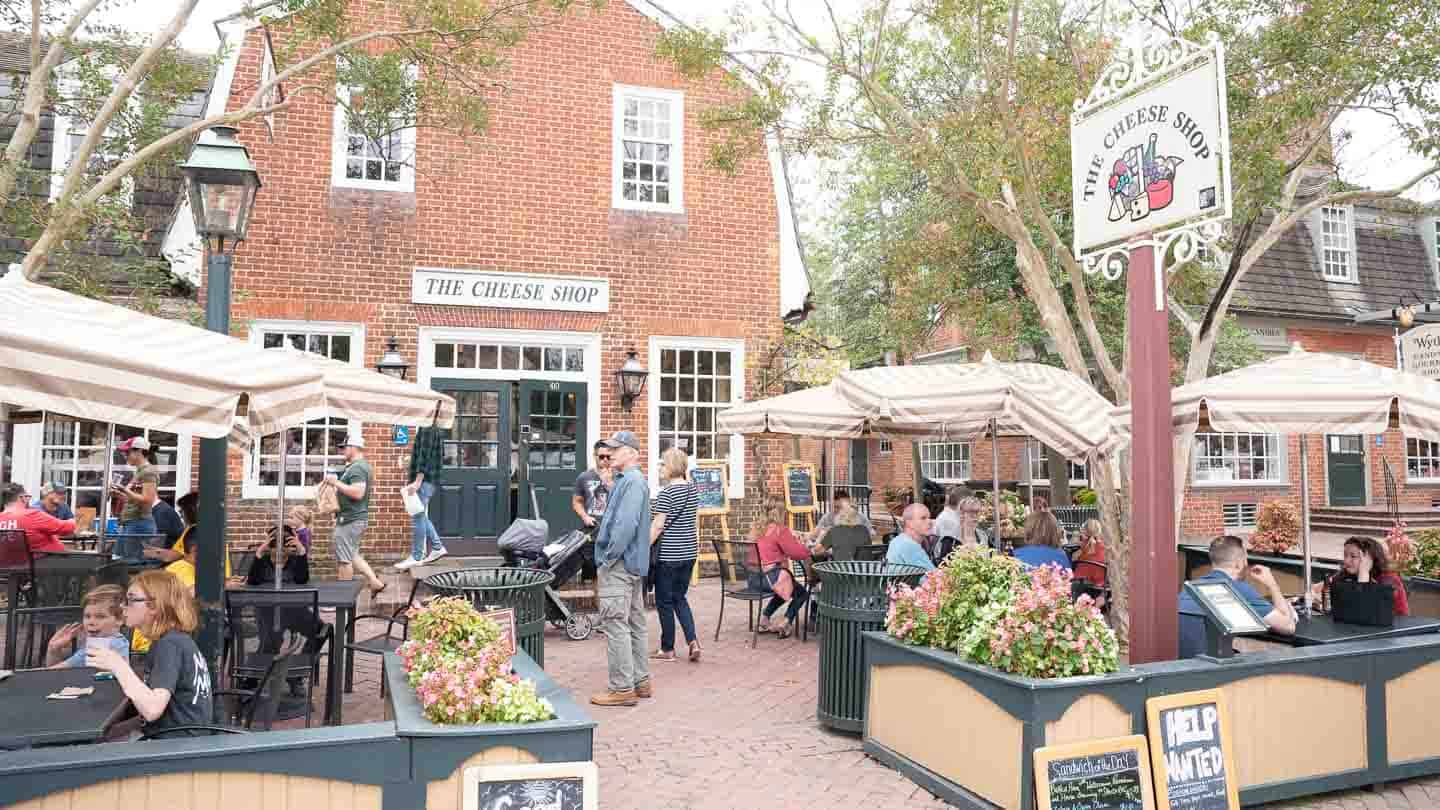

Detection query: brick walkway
(321, 579), (1440, 809)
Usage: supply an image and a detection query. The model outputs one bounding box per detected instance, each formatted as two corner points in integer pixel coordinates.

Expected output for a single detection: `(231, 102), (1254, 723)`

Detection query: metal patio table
(1263, 613), (1440, 647)
(0, 667), (126, 748)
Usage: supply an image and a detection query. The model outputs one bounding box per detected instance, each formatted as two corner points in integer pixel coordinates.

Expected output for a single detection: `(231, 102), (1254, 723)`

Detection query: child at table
(45, 585), (129, 668)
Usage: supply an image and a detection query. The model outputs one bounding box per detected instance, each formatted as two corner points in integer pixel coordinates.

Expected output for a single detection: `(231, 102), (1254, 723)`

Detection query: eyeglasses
(125, 595), (151, 606)
(597, 454), (611, 461)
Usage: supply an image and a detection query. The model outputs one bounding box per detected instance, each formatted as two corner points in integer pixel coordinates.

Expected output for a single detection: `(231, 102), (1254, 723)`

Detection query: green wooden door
(518, 380), (587, 536)
(1326, 434), (1366, 507)
(430, 380), (511, 556)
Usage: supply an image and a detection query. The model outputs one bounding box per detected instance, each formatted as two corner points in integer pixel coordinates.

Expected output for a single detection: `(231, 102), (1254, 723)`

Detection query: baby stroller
(498, 519), (596, 641)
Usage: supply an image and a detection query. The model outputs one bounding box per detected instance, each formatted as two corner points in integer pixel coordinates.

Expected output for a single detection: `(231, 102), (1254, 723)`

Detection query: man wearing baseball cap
(324, 433), (386, 594)
(112, 436), (159, 536)
(590, 431), (653, 707)
(32, 482), (75, 522)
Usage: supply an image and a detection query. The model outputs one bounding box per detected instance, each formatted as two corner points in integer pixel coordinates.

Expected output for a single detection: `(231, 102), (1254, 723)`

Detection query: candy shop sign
(1071, 36), (1231, 255)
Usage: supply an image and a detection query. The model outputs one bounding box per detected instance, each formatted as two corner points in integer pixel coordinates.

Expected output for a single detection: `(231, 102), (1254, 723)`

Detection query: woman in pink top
(751, 498), (812, 638)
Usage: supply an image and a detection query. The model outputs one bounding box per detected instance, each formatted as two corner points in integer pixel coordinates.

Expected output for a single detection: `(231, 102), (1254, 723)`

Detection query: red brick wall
(204, 1), (788, 569)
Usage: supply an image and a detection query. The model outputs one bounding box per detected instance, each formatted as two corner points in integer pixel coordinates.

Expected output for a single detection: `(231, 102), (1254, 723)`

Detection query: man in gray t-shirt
(324, 434), (385, 593)
(572, 440), (612, 531)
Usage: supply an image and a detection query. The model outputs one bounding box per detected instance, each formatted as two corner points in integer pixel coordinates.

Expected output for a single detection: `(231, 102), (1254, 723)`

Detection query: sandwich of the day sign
(1071, 33), (1232, 257)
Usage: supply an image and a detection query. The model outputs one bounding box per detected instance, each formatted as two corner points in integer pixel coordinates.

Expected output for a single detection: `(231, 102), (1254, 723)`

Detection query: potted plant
(1247, 501), (1300, 554)
(976, 490), (1029, 538)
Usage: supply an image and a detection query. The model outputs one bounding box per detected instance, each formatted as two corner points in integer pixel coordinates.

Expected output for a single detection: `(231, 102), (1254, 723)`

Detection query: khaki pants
(597, 560), (650, 692)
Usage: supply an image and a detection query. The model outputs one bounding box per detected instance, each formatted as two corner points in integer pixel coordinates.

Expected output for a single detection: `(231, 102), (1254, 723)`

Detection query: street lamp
(615, 350), (648, 411)
(181, 124), (261, 671)
(377, 336), (411, 380)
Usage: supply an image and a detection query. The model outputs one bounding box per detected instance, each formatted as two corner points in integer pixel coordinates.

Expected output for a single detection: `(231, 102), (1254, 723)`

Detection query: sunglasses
(597, 454), (612, 460)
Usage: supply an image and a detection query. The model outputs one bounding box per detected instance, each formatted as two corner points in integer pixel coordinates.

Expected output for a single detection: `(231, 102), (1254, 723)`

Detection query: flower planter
(862, 631), (1440, 810)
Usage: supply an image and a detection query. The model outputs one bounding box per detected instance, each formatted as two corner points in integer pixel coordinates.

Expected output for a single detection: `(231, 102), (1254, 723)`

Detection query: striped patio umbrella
(1114, 344), (1440, 611)
(717, 384), (870, 438)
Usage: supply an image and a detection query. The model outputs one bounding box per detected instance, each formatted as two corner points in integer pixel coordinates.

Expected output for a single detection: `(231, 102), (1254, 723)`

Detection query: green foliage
(886, 546), (1027, 650)
(1072, 487), (1098, 506)
(1399, 528), (1440, 579)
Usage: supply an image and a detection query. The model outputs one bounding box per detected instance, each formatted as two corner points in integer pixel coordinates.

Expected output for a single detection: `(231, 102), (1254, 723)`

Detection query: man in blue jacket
(591, 431), (653, 707)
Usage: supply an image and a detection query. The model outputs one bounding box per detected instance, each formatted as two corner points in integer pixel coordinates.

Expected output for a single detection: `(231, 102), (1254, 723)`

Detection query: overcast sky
(90, 0), (1435, 204)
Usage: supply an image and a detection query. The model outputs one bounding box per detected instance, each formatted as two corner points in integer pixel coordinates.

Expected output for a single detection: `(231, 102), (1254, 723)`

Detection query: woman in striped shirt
(650, 447), (701, 662)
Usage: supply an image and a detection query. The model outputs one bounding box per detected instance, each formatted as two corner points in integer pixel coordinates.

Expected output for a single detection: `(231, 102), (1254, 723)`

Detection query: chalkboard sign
(1146, 690), (1240, 810)
(783, 462), (817, 513)
(692, 462), (729, 515)
(463, 761), (598, 810)
(1034, 735), (1156, 810)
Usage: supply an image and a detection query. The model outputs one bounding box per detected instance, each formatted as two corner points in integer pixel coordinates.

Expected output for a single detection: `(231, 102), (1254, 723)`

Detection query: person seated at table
(810, 503), (872, 560)
(45, 584), (129, 668)
(131, 540), (202, 655)
(809, 490), (876, 546)
(143, 493), (236, 580)
(88, 570), (213, 739)
(752, 498), (813, 638)
(1308, 536), (1410, 617)
(31, 482), (75, 521)
(1071, 518), (1107, 587)
(886, 503), (936, 571)
(1178, 535), (1297, 658)
(1012, 511), (1072, 572)
(151, 497), (185, 547)
(248, 528), (311, 587)
(0, 481), (72, 554)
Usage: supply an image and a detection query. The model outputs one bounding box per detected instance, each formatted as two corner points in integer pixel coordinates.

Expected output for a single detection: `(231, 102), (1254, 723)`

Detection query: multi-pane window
(444, 390), (502, 470)
(1027, 440), (1088, 484)
(331, 66), (415, 191)
(433, 341), (584, 373)
(920, 442), (972, 483)
(41, 416), (181, 526)
(1320, 206), (1354, 281)
(1222, 503), (1258, 530)
(656, 347), (734, 462)
(250, 323), (362, 493)
(879, 439), (893, 456)
(50, 74), (132, 204)
(526, 389), (579, 471)
(1408, 438), (1440, 481)
(613, 85), (682, 211)
(1193, 432), (1284, 483)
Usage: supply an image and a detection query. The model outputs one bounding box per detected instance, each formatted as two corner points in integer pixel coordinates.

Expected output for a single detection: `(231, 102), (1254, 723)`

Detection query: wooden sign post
(1146, 689), (1241, 810)
(1034, 735), (1157, 810)
(691, 461), (730, 584)
(782, 461), (818, 534)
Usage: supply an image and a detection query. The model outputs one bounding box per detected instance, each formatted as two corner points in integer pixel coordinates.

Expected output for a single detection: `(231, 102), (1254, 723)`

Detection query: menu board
(783, 462), (817, 512)
(1188, 581), (1267, 635)
(692, 462), (728, 515)
(1034, 735), (1155, 810)
(1146, 690), (1240, 810)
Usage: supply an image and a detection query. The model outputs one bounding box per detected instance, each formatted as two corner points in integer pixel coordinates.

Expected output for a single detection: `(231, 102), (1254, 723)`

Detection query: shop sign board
(413, 268), (609, 313)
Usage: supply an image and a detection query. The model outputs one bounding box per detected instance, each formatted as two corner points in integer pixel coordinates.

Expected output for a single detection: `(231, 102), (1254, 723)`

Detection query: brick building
(148, 0), (806, 567)
(820, 194), (1440, 541)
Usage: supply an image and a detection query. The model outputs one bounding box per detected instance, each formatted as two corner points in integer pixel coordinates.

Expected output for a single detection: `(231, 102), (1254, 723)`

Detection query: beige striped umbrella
(717, 384), (869, 438)
(0, 272), (325, 441)
(1113, 344), (1440, 611)
(832, 352), (1125, 462)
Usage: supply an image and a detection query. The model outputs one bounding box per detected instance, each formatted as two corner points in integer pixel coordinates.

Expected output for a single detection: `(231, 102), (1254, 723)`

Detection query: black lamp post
(615, 350), (648, 411)
(377, 336), (411, 380)
(181, 125), (261, 668)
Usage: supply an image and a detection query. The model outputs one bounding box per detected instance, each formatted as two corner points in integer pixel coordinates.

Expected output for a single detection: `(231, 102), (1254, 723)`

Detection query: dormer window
(1320, 205), (1356, 282)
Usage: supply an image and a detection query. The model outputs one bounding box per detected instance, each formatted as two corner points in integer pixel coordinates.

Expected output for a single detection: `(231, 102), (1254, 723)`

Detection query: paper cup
(85, 637), (107, 667)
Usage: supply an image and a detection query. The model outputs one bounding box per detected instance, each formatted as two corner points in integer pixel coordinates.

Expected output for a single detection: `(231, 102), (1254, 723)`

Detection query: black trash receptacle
(422, 567), (555, 667)
(814, 561), (928, 733)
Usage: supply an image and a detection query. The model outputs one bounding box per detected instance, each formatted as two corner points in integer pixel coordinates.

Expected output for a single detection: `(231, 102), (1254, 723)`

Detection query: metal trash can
(814, 561), (928, 733)
(423, 567), (555, 667)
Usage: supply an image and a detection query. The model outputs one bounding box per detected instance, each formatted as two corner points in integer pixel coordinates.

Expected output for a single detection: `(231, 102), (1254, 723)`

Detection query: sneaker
(395, 556), (421, 571)
(421, 548), (449, 564)
(634, 679), (653, 699)
(590, 689), (638, 707)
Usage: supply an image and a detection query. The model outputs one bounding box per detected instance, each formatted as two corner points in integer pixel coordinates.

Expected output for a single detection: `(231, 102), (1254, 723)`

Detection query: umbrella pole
(275, 432), (288, 591)
(99, 424), (115, 548)
(1299, 434), (1312, 618)
(991, 418), (1001, 551)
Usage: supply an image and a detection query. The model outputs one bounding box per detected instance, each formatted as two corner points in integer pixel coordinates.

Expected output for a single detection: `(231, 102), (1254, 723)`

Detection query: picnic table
(0, 667), (126, 748)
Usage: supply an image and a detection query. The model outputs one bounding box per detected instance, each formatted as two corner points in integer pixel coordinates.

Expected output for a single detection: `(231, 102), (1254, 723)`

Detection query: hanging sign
(1401, 323), (1440, 379)
(1071, 33), (1231, 257)
(1034, 735), (1156, 810)
(1146, 689), (1241, 810)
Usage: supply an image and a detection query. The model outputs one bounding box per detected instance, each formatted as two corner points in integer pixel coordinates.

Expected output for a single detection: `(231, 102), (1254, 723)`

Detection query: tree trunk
(1046, 444), (1072, 507)
(1092, 456), (1129, 656)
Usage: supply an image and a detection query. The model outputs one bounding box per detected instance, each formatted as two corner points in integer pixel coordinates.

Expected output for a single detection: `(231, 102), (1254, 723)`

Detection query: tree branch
(1168, 295), (1198, 338)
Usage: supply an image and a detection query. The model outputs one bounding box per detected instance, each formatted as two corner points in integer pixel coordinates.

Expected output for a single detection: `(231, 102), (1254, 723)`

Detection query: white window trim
(21, 418), (192, 507)
(242, 320), (365, 500)
(1406, 436), (1440, 484)
(648, 335), (744, 499)
(1024, 439), (1089, 486)
(416, 327), (603, 467)
(918, 441), (973, 484)
(1316, 204), (1358, 284)
(330, 66), (417, 192)
(1191, 431), (1288, 488)
(50, 65), (134, 205)
(611, 84), (684, 214)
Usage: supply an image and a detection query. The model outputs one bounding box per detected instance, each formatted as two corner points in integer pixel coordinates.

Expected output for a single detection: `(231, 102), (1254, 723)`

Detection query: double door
(429, 379), (587, 556)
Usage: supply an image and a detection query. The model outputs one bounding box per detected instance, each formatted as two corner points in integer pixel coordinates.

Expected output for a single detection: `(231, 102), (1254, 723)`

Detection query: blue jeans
(410, 481), (445, 561)
(121, 517), (157, 535)
(654, 559), (698, 651)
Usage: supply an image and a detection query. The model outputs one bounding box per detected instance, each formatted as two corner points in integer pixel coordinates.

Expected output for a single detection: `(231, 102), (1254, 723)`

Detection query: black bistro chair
(711, 540), (776, 649)
(853, 544), (888, 562)
(223, 588), (331, 728)
(345, 577), (426, 698)
(139, 642), (301, 739)
(1072, 560), (1111, 616)
(821, 525), (870, 563)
